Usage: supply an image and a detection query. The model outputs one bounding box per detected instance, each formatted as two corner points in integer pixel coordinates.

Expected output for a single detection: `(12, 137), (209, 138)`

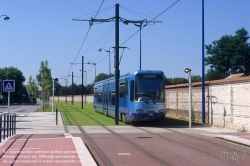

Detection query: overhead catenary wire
(120, 5), (159, 21)
(120, 0), (180, 47)
(65, 0), (105, 79)
(73, 5), (114, 20)
(65, 0), (180, 84)
(74, 24), (115, 62)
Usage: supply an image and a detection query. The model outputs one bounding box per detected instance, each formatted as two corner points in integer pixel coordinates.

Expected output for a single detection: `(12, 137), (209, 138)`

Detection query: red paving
(0, 135), (81, 166)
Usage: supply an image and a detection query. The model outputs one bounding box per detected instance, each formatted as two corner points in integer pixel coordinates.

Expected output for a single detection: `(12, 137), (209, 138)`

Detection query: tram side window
(130, 80), (134, 102)
(98, 92), (102, 103)
(120, 82), (125, 98)
(111, 91), (115, 105)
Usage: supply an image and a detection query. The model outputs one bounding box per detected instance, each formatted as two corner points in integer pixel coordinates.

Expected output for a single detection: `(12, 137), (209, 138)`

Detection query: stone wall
(51, 77), (250, 131)
(51, 94), (94, 104)
(165, 76), (250, 131)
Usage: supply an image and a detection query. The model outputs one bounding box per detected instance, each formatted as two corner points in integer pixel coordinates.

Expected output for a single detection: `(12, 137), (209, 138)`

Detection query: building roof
(165, 76), (250, 89)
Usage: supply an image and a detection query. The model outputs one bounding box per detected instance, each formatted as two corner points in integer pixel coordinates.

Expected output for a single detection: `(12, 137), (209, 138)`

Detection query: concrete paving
(1, 111), (250, 166)
(0, 112), (97, 166)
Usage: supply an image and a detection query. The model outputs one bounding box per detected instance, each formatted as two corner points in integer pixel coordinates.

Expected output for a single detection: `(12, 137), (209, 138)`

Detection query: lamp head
(4, 16), (10, 21)
(184, 68), (190, 73)
(98, 48), (102, 52)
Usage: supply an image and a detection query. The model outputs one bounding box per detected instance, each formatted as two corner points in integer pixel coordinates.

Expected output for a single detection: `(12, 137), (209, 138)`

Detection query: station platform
(0, 112), (97, 166)
(0, 112), (249, 166)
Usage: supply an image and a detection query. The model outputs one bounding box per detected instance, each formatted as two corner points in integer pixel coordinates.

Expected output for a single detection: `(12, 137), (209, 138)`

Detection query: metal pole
(72, 72), (74, 105)
(66, 79), (68, 103)
(82, 56), (84, 109)
(7, 113), (10, 138)
(139, 25), (141, 70)
(189, 70), (192, 128)
(8, 92), (10, 113)
(109, 51), (111, 76)
(95, 63), (96, 82)
(115, 3), (119, 125)
(56, 105), (58, 125)
(52, 79), (54, 114)
(202, 0), (205, 124)
(4, 114), (6, 139)
(85, 71), (87, 103)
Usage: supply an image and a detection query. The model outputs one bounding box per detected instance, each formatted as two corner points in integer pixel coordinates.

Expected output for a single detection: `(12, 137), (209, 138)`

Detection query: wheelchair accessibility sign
(3, 80), (15, 92)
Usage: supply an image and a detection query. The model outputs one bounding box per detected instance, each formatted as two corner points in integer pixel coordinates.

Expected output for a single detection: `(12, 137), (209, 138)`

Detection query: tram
(93, 70), (166, 122)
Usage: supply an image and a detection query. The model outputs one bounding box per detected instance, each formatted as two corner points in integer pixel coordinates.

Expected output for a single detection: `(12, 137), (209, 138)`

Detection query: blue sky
(1, 0), (250, 86)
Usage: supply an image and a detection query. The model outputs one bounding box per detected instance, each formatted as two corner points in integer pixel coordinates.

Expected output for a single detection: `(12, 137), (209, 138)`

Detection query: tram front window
(135, 74), (165, 102)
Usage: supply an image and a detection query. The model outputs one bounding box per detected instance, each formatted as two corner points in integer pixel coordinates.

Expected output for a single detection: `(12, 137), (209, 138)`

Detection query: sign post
(3, 80), (15, 113)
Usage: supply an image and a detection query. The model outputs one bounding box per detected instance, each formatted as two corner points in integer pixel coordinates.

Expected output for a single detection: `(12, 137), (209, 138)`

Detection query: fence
(0, 113), (16, 143)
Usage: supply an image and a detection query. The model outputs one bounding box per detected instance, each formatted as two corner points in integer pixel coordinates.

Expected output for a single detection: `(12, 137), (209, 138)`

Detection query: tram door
(119, 80), (127, 113)
(103, 82), (109, 116)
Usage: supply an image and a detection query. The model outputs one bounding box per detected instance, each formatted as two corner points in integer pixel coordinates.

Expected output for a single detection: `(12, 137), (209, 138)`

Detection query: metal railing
(0, 113), (16, 143)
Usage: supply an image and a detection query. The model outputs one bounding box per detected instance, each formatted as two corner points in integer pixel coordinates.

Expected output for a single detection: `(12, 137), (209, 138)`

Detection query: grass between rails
(35, 102), (203, 127)
(56, 102), (128, 126)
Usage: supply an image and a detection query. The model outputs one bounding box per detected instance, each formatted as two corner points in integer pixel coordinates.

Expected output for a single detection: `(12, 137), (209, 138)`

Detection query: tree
(165, 77), (188, 85)
(54, 81), (61, 96)
(28, 76), (38, 98)
(205, 28), (250, 80)
(94, 73), (110, 83)
(191, 75), (202, 82)
(0, 67), (26, 104)
(36, 60), (52, 110)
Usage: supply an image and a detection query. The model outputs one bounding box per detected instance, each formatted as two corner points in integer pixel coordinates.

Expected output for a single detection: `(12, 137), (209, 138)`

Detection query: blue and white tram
(93, 70), (166, 122)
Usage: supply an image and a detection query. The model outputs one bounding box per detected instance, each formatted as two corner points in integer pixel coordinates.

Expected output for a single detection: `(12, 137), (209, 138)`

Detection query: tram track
(59, 104), (112, 166)
(135, 126), (250, 166)
(58, 103), (249, 165)
(58, 103), (168, 166)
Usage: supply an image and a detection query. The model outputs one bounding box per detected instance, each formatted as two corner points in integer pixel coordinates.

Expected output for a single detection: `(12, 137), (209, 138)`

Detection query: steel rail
(59, 104), (112, 166)
(66, 104), (168, 166)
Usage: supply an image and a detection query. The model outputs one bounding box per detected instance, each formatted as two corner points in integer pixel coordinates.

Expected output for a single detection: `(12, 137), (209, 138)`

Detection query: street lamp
(184, 68), (193, 128)
(61, 78), (68, 103)
(79, 69), (87, 108)
(84, 71), (87, 103)
(111, 46), (130, 67)
(123, 19), (146, 70)
(52, 78), (58, 114)
(122, 19), (161, 70)
(99, 48), (111, 76)
(0, 15), (10, 21)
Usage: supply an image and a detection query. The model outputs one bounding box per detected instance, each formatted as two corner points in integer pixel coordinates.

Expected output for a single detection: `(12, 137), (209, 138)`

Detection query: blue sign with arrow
(3, 80), (15, 92)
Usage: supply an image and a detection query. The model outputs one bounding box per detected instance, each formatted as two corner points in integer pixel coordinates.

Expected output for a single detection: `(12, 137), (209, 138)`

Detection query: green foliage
(205, 28), (250, 80)
(0, 66), (26, 103)
(54, 81), (61, 95)
(94, 73), (110, 83)
(165, 77), (188, 85)
(28, 76), (38, 98)
(36, 60), (52, 110)
(191, 75), (201, 82)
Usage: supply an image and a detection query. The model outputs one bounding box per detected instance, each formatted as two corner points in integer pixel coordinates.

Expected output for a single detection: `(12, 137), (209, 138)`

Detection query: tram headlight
(136, 109), (143, 113)
(159, 109), (165, 113)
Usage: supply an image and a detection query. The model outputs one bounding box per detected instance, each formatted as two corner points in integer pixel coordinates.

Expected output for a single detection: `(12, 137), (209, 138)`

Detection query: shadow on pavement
(130, 117), (207, 128)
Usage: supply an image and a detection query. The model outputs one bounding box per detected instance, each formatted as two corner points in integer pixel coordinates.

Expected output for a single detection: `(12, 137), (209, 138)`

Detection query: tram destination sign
(143, 75), (156, 78)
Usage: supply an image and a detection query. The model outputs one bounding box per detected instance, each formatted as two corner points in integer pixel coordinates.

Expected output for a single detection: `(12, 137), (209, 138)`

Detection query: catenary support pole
(202, 0), (205, 124)
(115, 3), (119, 125)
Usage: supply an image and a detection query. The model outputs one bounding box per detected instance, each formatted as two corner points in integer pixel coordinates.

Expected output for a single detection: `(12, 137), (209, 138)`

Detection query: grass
(55, 102), (128, 126)
(35, 101), (203, 127)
